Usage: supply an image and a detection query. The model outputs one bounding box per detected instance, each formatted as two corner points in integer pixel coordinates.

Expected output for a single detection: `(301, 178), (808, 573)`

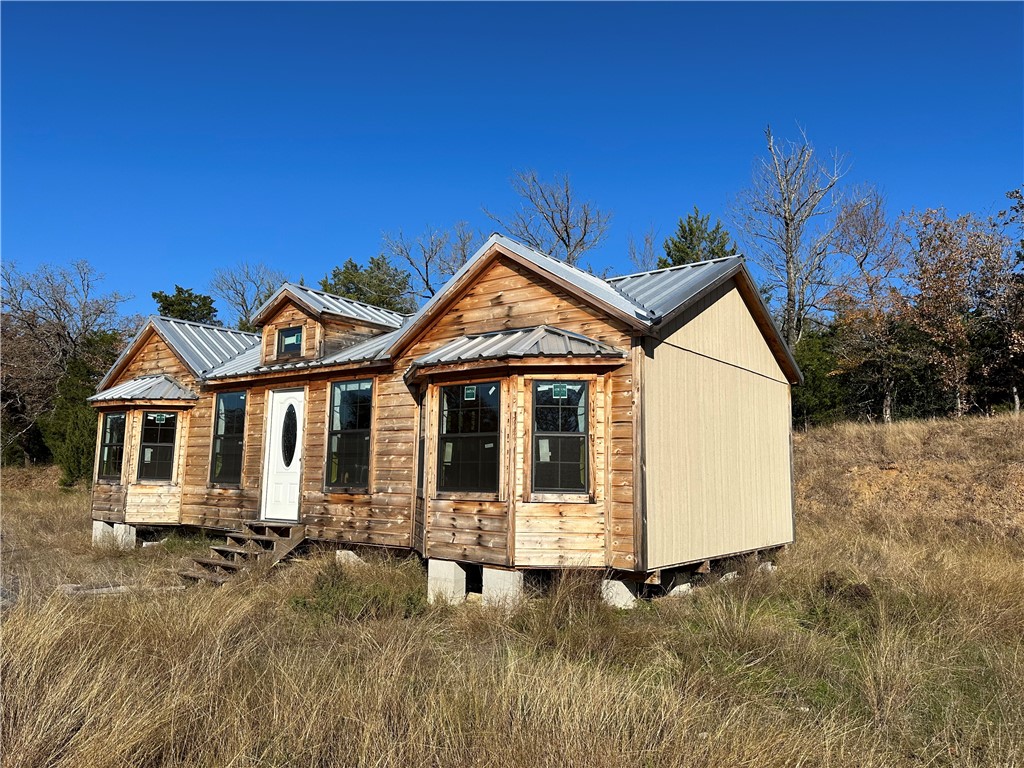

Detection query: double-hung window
(210, 392), (246, 485)
(326, 380), (373, 490)
(138, 412), (177, 481)
(98, 412), (126, 481)
(532, 381), (588, 494)
(438, 382), (500, 494)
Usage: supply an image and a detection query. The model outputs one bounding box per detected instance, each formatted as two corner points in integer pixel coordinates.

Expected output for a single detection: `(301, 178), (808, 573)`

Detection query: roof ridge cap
(153, 315), (259, 337)
(285, 281), (408, 318)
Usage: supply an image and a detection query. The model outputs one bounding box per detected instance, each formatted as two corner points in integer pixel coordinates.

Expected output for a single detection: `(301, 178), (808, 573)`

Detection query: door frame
(260, 387), (305, 521)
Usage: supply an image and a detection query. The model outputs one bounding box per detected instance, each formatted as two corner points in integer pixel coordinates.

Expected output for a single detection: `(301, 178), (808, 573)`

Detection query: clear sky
(3, 2), (1022, 318)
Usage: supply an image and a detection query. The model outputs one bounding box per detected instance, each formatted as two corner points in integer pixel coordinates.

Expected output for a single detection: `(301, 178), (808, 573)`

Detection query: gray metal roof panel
(204, 328), (401, 380)
(412, 326), (627, 370)
(96, 316), (260, 390)
(151, 316), (261, 376)
(89, 374), (197, 402)
(607, 256), (744, 322)
(251, 283), (406, 329)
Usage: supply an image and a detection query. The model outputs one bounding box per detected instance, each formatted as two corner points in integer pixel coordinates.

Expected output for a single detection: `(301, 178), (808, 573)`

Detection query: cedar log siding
(642, 279), (795, 569)
(93, 256), (643, 570)
(90, 331), (195, 526)
(395, 256), (638, 570)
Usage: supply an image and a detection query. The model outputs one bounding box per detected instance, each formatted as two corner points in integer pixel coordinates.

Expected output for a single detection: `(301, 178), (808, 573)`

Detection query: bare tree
(383, 221), (481, 300)
(828, 187), (908, 423)
(733, 126), (854, 347)
(626, 226), (659, 272)
(485, 169), (611, 266)
(1, 260), (132, 459)
(210, 261), (286, 331)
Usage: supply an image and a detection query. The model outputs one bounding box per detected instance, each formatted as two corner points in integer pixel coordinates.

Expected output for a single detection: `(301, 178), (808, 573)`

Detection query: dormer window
(277, 326), (303, 356)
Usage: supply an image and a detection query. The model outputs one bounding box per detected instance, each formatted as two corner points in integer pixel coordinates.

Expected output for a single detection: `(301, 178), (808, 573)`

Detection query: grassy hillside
(2, 415), (1022, 767)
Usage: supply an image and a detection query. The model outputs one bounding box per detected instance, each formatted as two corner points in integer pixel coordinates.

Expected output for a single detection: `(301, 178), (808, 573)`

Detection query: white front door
(261, 388), (305, 521)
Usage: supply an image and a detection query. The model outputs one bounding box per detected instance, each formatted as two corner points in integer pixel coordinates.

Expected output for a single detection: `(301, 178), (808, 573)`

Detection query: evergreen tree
(152, 285), (220, 325)
(38, 331), (122, 485)
(320, 255), (417, 314)
(659, 207), (738, 268)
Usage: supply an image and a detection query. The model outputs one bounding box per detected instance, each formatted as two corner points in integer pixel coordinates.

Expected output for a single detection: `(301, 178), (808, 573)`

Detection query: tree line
(3, 126), (1020, 483)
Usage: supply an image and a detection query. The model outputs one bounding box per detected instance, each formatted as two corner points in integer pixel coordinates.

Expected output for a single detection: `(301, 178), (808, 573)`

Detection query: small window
(98, 412), (126, 481)
(277, 326), (303, 356)
(532, 381), (588, 493)
(326, 379), (373, 490)
(438, 381), (500, 493)
(138, 412), (177, 481)
(210, 392), (246, 485)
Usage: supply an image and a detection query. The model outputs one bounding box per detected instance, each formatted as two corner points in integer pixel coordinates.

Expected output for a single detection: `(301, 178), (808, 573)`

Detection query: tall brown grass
(2, 414), (1022, 767)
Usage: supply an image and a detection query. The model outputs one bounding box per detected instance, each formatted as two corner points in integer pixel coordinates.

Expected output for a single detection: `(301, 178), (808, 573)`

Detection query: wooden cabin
(88, 233), (802, 602)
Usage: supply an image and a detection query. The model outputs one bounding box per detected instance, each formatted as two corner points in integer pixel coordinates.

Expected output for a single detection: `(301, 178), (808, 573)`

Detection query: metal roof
(607, 256), (744, 322)
(97, 316), (260, 390)
(251, 283), (406, 329)
(205, 328), (401, 380)
(410, 326), (627, 373)
(88, 374), (197, 402)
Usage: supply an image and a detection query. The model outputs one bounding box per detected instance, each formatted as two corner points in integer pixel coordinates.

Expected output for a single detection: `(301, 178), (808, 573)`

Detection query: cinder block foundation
(481, 567), (524, 607)
(335, 549), (365, 566)
(601, 578), (638, 609)
(92, 521), (137, 550)
(427, 559), (468, 604)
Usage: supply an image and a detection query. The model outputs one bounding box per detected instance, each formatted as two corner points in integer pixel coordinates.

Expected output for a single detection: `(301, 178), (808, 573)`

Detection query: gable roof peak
(251, 281), (407, 329)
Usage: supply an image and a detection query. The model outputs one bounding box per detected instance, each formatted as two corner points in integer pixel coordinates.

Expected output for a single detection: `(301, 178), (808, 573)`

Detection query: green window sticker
(553, 382), (567, 399)
(464, 385), (476, 401)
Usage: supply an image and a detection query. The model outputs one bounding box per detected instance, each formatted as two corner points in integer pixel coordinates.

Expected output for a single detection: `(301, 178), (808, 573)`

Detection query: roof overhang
(405, 355), (628, 384)
(250, 285), (402, 331)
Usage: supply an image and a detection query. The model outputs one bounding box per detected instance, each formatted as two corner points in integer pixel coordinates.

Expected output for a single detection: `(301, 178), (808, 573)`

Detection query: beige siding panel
(661, 280), (789, 384)
(644, 342), (793, 569)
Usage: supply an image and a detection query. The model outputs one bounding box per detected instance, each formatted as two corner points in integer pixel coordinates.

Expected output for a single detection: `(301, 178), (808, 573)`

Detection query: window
(277, 326), (302, 356)
(438, 381), (500, 494)
(138, 412), (177, 481)
(210, 392), (246, 485)
(98, 412), (126, 481)
(532, 381), (588, 494)
(326, 379), (372, 489)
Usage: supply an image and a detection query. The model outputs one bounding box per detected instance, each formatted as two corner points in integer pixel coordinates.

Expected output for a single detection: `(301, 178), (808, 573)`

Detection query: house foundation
(427, 559), (468, 604)
(92, 521), (137, 550)
(481, 567), (524, 607)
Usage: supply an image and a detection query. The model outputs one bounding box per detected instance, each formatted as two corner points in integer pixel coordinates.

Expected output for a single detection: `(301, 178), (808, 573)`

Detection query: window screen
(210, 392), (246, 485)
(437, 381), (500, 493)
(98, 412), (126, 480)
(326, 379), (372, 489)
(138, 412), (177, 481)
(532, 381), (588, 493)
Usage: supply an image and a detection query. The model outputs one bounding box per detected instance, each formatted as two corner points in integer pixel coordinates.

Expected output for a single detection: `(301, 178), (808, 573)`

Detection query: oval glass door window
(281, 404), (297, 467)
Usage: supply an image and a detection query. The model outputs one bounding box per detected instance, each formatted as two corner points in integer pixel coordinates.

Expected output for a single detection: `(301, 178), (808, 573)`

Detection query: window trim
(208, 391), (247, 488)
(276, 325), (303, 357)
(528, 378), (593, 502)
(137, 410), (179, 483)
(323, 378), (374, 494)
(97, 411), (127, 483)
(435, 379), (502, 496)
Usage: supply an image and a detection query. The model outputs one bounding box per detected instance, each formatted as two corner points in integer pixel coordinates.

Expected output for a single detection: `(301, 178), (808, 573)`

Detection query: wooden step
(178, 569), (229, 585)
(225, 533), (277, 546)
(193, 556), (244, 571)
(246, 521), (297, 531)
(210, 544), (263, 558)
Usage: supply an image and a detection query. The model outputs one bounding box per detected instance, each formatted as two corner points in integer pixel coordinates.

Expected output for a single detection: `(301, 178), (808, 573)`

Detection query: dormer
(250, 283), (407, 367)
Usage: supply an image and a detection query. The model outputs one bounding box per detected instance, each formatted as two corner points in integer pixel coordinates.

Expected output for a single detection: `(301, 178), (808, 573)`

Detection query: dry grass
(2, 414), (1022, 767)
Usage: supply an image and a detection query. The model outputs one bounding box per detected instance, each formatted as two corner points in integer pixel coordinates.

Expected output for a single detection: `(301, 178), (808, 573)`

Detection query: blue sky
(3, 2), (1022, 319)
